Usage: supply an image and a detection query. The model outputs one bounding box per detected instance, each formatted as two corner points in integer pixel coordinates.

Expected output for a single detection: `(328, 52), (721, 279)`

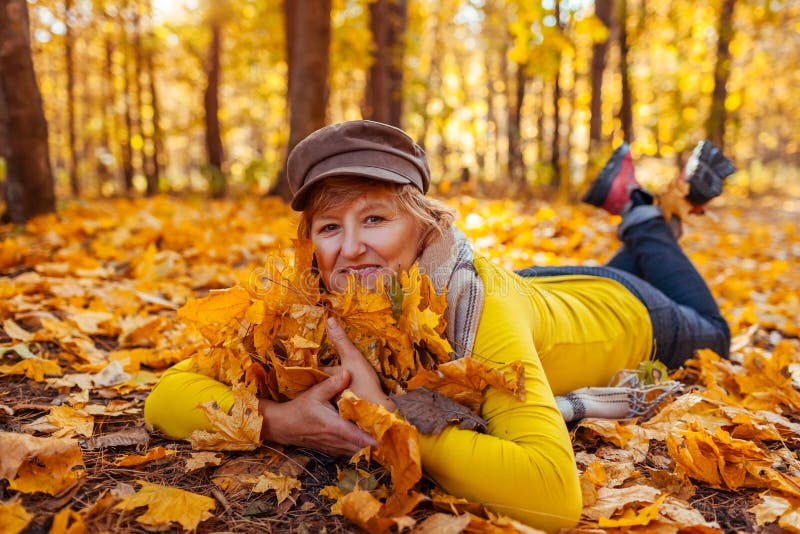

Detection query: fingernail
(326, 317), (338, 329)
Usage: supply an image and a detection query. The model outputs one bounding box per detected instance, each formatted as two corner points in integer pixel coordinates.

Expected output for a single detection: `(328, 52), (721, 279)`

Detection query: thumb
(311, 369), (350, 401)
(326, 317), (359, 364)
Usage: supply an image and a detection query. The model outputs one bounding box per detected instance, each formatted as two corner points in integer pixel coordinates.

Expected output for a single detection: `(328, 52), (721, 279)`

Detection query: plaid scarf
(417, 225), (484, 358)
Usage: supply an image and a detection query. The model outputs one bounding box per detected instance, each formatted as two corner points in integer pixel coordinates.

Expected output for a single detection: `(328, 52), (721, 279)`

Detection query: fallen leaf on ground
(114, 480), (215, 531)
(116, 446), (176, 466)
(0, 432), (85, 495)
(0, 500), (32, 534)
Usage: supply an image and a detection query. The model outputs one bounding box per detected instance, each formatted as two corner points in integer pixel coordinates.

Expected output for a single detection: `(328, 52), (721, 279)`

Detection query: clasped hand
(258, 317), (395, 456)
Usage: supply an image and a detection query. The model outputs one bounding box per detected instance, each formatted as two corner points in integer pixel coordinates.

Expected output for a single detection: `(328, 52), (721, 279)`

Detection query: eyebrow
(316, 200), (396, 219)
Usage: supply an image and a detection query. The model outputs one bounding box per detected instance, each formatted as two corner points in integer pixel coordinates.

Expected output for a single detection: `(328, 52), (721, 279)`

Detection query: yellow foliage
(114, 480), (215, 531)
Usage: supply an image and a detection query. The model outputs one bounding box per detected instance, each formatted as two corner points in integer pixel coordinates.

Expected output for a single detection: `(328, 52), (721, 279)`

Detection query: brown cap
(286, 120), (431, 210)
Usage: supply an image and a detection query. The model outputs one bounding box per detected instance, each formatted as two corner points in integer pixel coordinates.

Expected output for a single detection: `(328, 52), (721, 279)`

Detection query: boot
(582, 143), (649, 215)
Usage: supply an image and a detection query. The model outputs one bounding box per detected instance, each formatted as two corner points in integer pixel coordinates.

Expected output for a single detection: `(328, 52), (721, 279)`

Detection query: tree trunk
(270, 0), (331, 201)
(550, 0), (563, 188)
(364, 0), (407, 127)
(618, 0), (633, 143)
(99, 16), (116, 193)
(589, 0), (612, 152)
(0, 0), (56, 223)
(121, 10), (134, 193)
(146, 37), (163, 192)
(64, 0), (79, 196)
(508, 60), (526, 185)
(143, 0), (162, 194)
(705, 0), (735, 150)
(204, 19), (225, 197)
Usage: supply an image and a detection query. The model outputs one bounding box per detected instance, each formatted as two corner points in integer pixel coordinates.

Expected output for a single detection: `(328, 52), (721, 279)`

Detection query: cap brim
(290, 165), (414, 210)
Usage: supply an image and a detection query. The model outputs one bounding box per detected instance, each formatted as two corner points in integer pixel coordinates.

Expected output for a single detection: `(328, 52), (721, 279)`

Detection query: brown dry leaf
(393, 387), (487, 434)
(84, 427), (150, 451)
(466, 511), (548, 533)
(49, 506), (86, 534)
(0, 500), (32, 534)
(340, 487), (418, 534)
(184, 451), (224, 472)
(576, 419), (650, 457)
(250, 470), (302, 504)
(412, 512), (471, 534)
(337, 390), (421, 494)
(667, 422), (800, 498)
(0, 432), (85, 495)
(116, 446), (176, 467)
(430, 488), (486, 517)
(188, 384), (262, 451)
(114, 480), (215, 531)
(749, 494), (800, 532)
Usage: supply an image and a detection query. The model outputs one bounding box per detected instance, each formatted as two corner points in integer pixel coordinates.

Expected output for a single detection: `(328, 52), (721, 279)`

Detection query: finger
(307, 370), (350, 402)
(326, 317), (362, 364)
(332, 417), (378, 450)
(320, 365), (341, 376)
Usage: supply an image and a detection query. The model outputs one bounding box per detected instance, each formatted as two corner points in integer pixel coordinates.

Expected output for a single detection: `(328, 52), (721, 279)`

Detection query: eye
(316, 223), (339, 234)
(365, 215), (385, 224)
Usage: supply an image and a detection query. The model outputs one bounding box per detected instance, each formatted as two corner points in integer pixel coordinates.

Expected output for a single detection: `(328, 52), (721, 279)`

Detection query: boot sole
(582, 143), (629, 207)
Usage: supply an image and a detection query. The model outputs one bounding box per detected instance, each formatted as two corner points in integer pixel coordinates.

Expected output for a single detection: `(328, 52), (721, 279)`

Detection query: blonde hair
(297, 176), (454, 247)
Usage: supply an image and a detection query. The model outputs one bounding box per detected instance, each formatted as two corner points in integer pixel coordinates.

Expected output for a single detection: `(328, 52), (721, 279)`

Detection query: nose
(341, 226), (366, 259)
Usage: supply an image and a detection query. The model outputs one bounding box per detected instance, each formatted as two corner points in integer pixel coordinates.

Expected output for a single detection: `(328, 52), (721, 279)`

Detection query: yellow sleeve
(419, 259), (582, 532)
(143, 359), (235, 440)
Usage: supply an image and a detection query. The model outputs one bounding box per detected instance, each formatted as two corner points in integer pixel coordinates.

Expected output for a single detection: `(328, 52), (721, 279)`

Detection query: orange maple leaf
(337, 390), (421, 495)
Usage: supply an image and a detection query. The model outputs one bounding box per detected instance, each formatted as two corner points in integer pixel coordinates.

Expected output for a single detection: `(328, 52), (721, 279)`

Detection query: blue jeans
(516, 206), (730, 368)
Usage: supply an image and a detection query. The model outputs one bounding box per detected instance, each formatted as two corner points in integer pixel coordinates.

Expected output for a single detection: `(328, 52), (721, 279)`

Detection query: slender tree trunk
(364, 0), (406, 127)
(143, 0), (161, 194)
(618, 0), (633, 143)
(64, 0), (79, 196)
(0, 0), (56, 223)
(270, 0), (331, 201)
(99, 21), (116, 192)
(550, 0), (563, 187)
(146, 39), (163, 191)
(204, 19), (225, 197)
(536, 77), (546, 164)
(120, 11), (134, 193)
(508, 60), (526, 185)
(705, 0), (735, 149)
(589, 0), (612, 152)
(418, 10), (444, 151)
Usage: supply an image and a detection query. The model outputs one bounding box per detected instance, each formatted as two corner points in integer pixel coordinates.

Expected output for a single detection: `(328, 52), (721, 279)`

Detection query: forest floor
(1, 193), (799, 533)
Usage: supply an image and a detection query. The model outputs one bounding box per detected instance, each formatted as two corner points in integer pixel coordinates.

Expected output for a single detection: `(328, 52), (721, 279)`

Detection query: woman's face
(310, 188), (424, 293)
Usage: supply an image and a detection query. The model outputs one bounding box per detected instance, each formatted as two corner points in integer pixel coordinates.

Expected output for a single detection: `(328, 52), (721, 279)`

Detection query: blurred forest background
(1, 0), (799, 223)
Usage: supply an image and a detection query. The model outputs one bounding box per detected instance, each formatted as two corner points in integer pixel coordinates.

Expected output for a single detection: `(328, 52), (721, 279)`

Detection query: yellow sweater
(145, 257), (651, 532)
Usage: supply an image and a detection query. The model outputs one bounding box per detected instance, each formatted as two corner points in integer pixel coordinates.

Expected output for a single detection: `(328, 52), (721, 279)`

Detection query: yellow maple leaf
(0, 358), (62, 382)
(49, 506), (86, 534)
(251, 470), (302, 504)
(114, 480), (215, 531)
(47, 405), (94, 438)
(598, 495), (665, 527)
(184, 451), (224, 472)
(188, 384), (262, 450)
(0, 432), (85, 495)
(657, 178), (692, 223)
(337, 390), (421, 495)
(116, 446), (177, 467)
(269, 354), (329, 399)
(0, 500), (32, 534)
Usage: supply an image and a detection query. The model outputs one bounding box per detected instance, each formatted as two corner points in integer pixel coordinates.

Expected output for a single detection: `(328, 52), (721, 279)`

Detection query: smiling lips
(341, 265), (382, 277)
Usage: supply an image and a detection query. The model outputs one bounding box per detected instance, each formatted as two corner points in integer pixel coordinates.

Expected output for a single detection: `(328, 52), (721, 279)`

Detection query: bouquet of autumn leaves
(175, 240), (524, 517)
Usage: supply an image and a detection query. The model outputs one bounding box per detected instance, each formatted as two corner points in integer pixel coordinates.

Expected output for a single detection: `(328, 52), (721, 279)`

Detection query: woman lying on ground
(145, 120), (734, 532)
